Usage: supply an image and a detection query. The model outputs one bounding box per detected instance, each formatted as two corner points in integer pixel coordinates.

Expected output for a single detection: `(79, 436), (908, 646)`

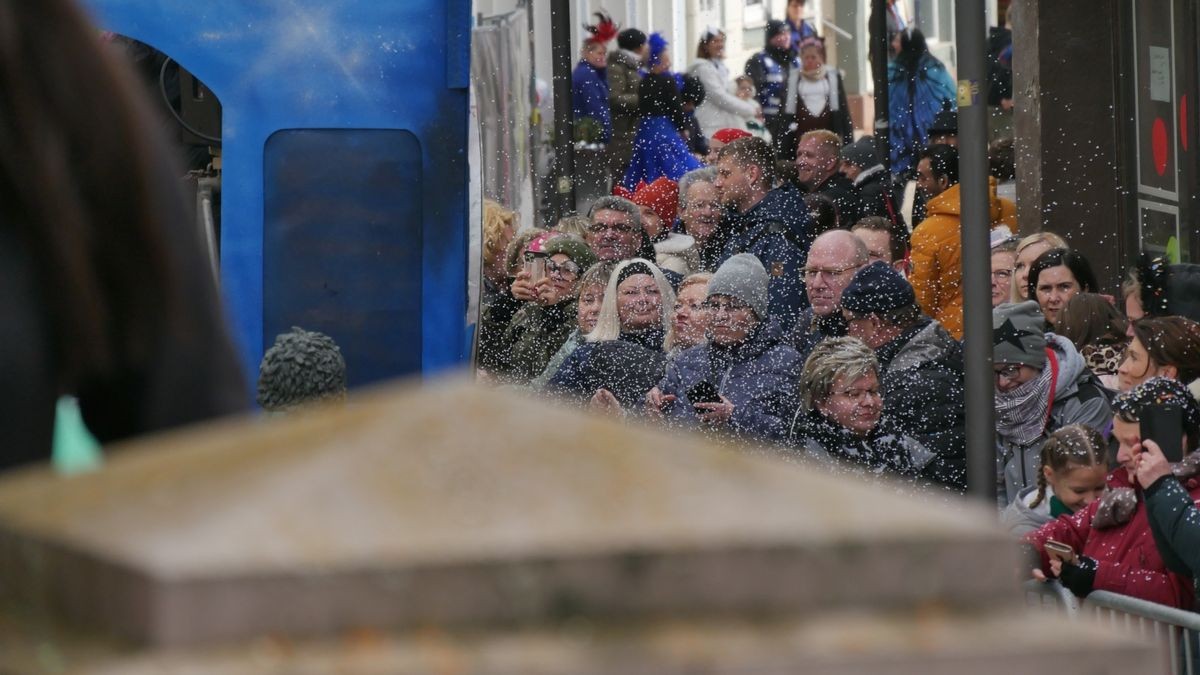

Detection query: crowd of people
(484, 1), (1200, 616)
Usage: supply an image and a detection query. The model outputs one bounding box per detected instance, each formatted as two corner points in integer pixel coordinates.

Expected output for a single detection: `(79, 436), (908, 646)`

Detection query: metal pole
(955, 0), (995, 503)
(550, 0), (577, 219)
(868, 0), (889, 172)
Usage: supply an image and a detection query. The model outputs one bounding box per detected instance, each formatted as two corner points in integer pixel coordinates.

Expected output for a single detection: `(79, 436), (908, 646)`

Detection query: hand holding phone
(686, 381), (721, 410)
(1044, 539), (1078, 565)
(1140, 403), (1184, 464)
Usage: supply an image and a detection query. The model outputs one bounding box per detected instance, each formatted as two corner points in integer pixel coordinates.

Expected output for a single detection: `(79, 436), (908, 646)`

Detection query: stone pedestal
(0, 379), (1155, 672)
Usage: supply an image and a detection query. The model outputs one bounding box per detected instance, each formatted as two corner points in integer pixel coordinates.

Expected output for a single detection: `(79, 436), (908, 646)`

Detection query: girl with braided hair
(1001, 424), (1109, 537)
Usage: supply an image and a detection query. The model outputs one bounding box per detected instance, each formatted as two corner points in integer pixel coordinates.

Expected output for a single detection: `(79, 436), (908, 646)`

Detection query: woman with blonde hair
(547, 259), (675, 410)
(1011, 231), (1067, 302)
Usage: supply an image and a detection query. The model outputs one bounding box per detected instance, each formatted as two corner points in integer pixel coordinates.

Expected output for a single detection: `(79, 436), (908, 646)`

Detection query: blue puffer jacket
(719, 183), (815, 333)
(572, 60), (612, 143)
(656, 322), (802, 444)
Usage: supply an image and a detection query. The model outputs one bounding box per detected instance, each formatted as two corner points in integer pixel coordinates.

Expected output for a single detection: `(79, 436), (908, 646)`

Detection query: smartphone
(1044, 539), (1077, 563)
(687, 381), (722, 409)
(523, 256), (546, 285)
(1141, 403), (1184, 464)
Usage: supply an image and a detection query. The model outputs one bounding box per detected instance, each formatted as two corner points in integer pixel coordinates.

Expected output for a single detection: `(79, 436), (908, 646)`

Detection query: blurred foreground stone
(0, 378), (1153, 672)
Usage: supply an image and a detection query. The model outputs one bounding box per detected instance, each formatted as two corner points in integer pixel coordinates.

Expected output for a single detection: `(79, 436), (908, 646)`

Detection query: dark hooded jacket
(786, 408), (937, 480)
(546, 328), (667, 408)
(720, 183), (815, 333)
(490, 298), (578, 384)
(875, 316), (966, 491)
(656, 322), (802, 443)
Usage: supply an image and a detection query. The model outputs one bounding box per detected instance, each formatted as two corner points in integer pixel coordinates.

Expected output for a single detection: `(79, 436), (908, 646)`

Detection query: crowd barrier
(1025, 580), (1200, 674)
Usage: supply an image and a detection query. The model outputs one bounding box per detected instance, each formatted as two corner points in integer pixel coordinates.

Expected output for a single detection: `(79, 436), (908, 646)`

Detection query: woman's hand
(1029, 557), (1063, 582)
(644, 387), (676, 420)
(589, 388), (623, 417)
(533, 276), (558, 306)
(510, 270), (539, 303)
(694, 395), (734, 427)
(1136, 439), (1175, 488)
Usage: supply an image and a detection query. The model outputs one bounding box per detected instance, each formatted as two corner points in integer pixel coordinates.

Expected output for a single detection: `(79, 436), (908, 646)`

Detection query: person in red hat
(706, 127), (752, 164)
(630, 177), (695, 275)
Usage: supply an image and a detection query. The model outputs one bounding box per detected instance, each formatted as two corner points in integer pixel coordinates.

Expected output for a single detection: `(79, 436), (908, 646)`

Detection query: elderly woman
(786, 336), (934, 477)
(1026, 377), (1200, 608)
(678, 167), (726, 272)
(665, 272), (712, 356)
(647, 255), (801, 443)
(484, 234), (598, 384)
(993, 301), (1112, 506)
(547, 258), (675, 409)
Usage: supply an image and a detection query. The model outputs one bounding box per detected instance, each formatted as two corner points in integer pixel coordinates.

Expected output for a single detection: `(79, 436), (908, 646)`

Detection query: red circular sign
(1152, 117), (1169, 176)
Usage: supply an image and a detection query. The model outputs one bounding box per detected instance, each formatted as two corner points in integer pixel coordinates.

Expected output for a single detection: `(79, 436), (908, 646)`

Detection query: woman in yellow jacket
(910, 144), (1016, 339)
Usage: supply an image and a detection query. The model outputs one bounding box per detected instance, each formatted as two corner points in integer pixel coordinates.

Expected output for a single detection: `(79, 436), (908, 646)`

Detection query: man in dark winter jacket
(840, 262), (966, 491)
(745, 20), (799, 158)
(789, 229), (869, 362)
(712, 137), (815, 332)
(608, 28), (647, 179)
(647, 253), (801, 443)
(794, 130), (861, 228)
(840, 135), (903, 227)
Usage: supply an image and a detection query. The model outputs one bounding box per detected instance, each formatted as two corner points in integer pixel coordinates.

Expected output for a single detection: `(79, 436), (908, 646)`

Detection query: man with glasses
(790, 229), (869, 361)
(712, 136), (814, 332)
(993, 301), (1113, 506)
(646, 254), (801, 443)
(839, 261), (965, 491)
(585, 195), (683, 287)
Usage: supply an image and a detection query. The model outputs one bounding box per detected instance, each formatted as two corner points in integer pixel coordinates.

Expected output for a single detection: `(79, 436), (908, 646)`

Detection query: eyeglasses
(993, 363), (1024, 382)
(802, 265), (859, 282)
(587, 221), (638, 235)
(703, 299), (751, 314)
(546, 259), (581, 277)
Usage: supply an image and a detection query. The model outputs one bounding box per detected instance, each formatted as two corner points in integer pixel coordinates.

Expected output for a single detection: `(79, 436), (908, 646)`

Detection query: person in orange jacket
(909, 143), (1016, 339)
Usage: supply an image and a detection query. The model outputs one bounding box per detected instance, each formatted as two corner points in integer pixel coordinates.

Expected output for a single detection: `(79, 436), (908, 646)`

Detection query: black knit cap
(840, 261), (916, 315)
(766, 20), (789, 40)
(617, 28), (647, 51)
(616, 260), (656, 286)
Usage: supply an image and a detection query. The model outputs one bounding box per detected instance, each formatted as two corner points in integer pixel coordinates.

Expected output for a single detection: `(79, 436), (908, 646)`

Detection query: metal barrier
(1025, 580), (1200, 675)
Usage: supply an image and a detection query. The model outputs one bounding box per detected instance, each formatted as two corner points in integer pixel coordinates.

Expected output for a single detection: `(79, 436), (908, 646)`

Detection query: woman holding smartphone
(1133, 378), (1200, 588)
(1024, 377), (1200, 608)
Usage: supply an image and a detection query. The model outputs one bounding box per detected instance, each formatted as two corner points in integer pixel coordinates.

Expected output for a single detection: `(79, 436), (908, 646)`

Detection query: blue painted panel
(80, 0), (470, 386)
(263, 129), (424, 386)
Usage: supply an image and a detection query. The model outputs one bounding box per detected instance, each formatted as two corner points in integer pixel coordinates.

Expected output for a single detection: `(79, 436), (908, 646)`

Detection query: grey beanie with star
(992, 301), (1048, 368)
(708, 253), (770, 319)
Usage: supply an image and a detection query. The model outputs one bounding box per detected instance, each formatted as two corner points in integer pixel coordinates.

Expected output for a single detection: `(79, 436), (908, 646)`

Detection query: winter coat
(477, 288), (525, 373)
(1025, 471), (1197, 608)
(745, 47), (798, 120)
(784, 67), (854, 146)
(572, 60), (611, 143)
(656, 322), (802, 444)
(787, 408), (937, 480)
(531, 328), (583, 392)
(788, 308), (848, 364)
(887, 53), (957, 177)
(690, 58), (759, 139)
(607, 49), (642, 175)
(910, 177), (1018, 338)
(546, 329), (666, 408)
(720, 183), (816, 333)
(653, 232), (696, 276)
(998, 334), (1114, 506)
(1000, 485), (1056, 538)
(876, 317), (966, 491)
(853, 165), (904, 227)
(804, 171), (862, 228)
(1145, 472), (1200, 583)
(492, 298), (577, 384)
(638, 72), (690, 132)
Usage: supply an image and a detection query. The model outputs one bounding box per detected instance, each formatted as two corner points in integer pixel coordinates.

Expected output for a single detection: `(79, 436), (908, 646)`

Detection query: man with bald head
(791, 228), (870, 360)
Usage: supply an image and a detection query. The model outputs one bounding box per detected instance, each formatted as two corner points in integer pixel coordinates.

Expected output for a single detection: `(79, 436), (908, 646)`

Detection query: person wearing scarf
(993, 301), (1113, 506)
(745, 20), (800, 158)
(1023, 377), (1200, 608)
(781, 38), (853, 156)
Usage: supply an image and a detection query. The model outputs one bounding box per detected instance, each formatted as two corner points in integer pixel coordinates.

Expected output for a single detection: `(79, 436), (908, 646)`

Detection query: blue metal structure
(82, 0), (472, 388)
